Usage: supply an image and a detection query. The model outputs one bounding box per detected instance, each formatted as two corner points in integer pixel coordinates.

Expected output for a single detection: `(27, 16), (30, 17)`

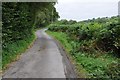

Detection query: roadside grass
(47, 31), (119, 78)
(74, 52), (118, 78)
(47, 31), (88, 78)
(47, 31), (72, 52)
(2, 32), (36, 71)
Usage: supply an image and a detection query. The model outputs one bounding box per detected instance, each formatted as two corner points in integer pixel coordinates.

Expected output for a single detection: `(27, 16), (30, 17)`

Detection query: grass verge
(47, 31), (88, 78)
(47, 31), (119, 78)
(2, 32), (36, 72)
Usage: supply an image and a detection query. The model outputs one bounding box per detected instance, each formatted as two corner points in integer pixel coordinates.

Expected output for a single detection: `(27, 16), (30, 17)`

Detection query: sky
(55, 0), (120, 21)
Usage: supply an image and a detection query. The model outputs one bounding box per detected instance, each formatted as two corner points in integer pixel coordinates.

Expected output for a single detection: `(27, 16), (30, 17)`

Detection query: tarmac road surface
(3, 29), (76, 78)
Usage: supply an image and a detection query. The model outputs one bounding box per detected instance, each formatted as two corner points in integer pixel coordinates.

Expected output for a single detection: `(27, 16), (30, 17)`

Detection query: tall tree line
(2, 2), (59, 49)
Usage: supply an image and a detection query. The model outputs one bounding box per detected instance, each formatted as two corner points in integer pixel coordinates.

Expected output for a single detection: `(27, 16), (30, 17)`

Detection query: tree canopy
(2, 2), (59, 49)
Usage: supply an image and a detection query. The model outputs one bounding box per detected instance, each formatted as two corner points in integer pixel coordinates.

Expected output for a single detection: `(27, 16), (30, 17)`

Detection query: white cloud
(55, 0), (119, 21)
(58, 0), (120, 3)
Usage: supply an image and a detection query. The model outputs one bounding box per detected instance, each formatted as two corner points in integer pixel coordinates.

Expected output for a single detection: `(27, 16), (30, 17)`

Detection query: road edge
(46, 31), (77, 78)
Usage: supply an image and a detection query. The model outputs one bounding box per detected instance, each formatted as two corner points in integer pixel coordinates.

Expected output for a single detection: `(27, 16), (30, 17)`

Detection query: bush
(48, 16), (120, 57)
(105, 62), (120, 79)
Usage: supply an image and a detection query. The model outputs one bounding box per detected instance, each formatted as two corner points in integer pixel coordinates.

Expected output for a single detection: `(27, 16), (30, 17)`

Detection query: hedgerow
(48, 16), (120, 78)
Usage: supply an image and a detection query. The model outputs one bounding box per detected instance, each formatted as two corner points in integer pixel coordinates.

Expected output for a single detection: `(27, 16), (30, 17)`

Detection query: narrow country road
(3, 29), (76, 78)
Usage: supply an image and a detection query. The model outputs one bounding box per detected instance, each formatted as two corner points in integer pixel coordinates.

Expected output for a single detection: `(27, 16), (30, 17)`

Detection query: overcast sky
(55, 0), (120, 21)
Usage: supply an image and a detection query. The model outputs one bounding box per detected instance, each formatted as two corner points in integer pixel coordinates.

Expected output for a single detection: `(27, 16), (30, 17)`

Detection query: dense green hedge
(48, 16), (120, 57)
(48, 16), (120, 78)
(2, 2), (59, 48)
(2, 3), (33, 45)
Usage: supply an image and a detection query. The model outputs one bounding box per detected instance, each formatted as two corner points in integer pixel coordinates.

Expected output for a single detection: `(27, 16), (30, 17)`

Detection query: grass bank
(47, 31), (119, 79)
(2, 32), (36, 71)
(47, 31), (88, 78)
